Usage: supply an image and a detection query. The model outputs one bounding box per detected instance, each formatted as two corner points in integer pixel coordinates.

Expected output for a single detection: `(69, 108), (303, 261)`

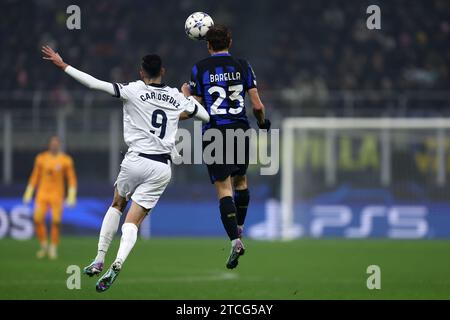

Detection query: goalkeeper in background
(23, 136), (77, 260)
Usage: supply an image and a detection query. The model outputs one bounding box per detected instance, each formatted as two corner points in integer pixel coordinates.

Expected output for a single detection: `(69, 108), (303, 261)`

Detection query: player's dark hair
(142, 54), (162, 78)
(206, 25), (232, 51)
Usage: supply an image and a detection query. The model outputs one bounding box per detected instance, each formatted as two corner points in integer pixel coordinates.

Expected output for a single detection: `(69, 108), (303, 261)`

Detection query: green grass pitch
(0, 237), (449, 299)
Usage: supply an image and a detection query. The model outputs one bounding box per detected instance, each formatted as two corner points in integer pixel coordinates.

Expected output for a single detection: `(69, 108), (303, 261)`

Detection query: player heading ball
(189, 25), (271, 269)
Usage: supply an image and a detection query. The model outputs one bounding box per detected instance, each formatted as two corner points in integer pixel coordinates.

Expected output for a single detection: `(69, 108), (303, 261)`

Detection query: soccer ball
(185, 12), (214, 40)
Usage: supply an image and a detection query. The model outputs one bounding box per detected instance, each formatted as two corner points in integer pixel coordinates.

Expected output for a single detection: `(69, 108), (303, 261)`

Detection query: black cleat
(226, 239), (245, 269)
(83, 261), (104, 277)
(95, 261), (122, 292)
(237, 226), (245, 256)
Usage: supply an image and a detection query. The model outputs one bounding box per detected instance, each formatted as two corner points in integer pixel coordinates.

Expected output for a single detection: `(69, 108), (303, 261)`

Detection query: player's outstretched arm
(248, 88), (271, 130)
(179, 83), (210, 122)
(41, 45), (115, 96)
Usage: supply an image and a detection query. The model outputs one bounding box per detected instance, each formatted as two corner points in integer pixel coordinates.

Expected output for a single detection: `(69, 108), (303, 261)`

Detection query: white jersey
(113, 80), (189, 154)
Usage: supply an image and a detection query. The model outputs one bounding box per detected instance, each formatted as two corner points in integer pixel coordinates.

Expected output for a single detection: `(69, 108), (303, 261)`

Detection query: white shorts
(115, 151), (172, 210)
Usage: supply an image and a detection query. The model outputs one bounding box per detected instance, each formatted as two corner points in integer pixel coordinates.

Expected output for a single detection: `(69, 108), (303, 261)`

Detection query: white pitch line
(0, 272), (239, 286)
(120, 272), (239, 284)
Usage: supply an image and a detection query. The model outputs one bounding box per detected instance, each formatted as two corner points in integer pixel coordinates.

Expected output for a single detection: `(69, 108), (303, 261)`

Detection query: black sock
(234, 189), (250, 226)
(219, 196), (239, 240)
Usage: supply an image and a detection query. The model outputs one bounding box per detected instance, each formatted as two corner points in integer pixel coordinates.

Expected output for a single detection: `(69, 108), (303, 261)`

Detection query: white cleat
(36, 247), (47, 259)
(36, 242), (48, 259)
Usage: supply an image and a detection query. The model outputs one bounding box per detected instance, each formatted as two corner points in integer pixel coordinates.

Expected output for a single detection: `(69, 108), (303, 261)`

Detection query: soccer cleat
(36, 247), (47, 259)
(83, 261), (104, 277)
(226, 239), (245, 269)
(237, 227), (245, 256)
(95, 260), (122, 292)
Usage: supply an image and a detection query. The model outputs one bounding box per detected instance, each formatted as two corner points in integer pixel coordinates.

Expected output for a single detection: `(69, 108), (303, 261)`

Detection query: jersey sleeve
(189, 65), (203, 96)
(28, 154), (42, 188)
(112, 81), (140, 100)
(241, 59), (257, 91)
(177, 91), (194, 113)
(177, 91), (210, 122)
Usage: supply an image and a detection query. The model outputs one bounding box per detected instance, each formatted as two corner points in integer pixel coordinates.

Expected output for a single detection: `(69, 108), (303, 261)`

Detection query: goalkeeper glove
(257, 119), (271, 130)
(66, 187), (77, 207)
(22, 185), (34, 204)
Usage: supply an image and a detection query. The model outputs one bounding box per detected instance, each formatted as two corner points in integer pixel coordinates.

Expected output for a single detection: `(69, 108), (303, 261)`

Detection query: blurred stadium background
(1, 0), (450, 299)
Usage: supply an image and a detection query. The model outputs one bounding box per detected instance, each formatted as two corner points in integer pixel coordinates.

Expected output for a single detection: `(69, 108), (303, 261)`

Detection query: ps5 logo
(0, 206), (33, 239)
(311, 205), (428, 238)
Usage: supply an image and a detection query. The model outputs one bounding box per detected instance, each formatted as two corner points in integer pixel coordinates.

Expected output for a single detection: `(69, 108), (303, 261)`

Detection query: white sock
(94, 207), (122, 263)
(115, 223), (138, 264)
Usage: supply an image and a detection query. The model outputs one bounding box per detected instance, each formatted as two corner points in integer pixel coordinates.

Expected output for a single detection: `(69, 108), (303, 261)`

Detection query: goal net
(280, 118), (450, 240)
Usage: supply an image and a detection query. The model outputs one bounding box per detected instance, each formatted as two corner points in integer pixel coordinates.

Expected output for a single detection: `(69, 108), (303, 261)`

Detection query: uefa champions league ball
(185, 12), (214, 40)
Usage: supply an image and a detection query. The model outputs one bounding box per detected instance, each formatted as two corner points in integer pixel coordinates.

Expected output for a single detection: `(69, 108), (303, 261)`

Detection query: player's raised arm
(41, 45), (116, 96)
(248, 87), (271, 130)
(179, 83), (210, 122)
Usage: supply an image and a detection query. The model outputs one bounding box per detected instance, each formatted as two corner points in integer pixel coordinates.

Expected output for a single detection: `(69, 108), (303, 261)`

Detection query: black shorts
(203, 123), (250, 184)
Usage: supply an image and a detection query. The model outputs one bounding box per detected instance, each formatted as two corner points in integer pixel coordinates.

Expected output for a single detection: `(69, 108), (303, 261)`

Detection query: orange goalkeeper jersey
(28, 151), (77, 201)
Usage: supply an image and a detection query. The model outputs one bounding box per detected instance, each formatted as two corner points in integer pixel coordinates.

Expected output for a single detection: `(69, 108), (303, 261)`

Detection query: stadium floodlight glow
(280, 117), (450, 240)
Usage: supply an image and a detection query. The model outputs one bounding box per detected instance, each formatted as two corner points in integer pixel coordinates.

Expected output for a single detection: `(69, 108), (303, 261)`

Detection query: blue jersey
(190, 53), (257, 131)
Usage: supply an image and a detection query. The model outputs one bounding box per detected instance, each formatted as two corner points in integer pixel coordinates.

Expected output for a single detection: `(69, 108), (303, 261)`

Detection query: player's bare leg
(215, 177), (244, 269)
(232, 175), (249, 240)
(84, 188), (127, 277)
(96, 201), (149, 292)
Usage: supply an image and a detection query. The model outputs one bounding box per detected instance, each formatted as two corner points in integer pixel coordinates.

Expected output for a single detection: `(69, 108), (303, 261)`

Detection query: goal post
(281, 117), (450, 240)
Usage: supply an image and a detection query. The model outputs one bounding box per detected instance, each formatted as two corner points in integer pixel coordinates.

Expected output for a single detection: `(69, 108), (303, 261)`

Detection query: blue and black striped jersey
(190, 53), (257, 131)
